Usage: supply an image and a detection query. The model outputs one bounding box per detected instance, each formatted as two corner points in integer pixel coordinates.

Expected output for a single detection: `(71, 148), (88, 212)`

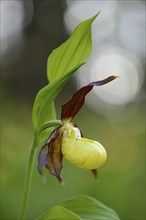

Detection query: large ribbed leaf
(32, 14), (99, 144)
(62, 195), (120, 220)
(36, 195), (120, 220)
(37, 205), (81, 220)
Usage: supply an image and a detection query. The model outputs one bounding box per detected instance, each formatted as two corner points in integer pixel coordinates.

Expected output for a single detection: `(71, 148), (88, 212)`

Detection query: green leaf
(62, 195), (120, 220)
(37, 205), (81, 220)
(36, 195), (120, 220)
(39, 120), (63, 133)
(32, 64), (82, 130)
(47, 13), (99, 82)
(32, 14), (99, 144)
(34, 102), (57, 146)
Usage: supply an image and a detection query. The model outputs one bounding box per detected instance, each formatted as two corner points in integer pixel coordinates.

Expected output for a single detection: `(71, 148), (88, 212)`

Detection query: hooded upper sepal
(61, 76), (118, 122)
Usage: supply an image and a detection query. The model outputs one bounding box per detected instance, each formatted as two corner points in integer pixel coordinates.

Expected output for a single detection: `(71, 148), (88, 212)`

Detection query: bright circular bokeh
(64, 0), (117, 43)
(1, 0), (33, 65)
(75, 47), (144, 114)
(118, 2), (145, 58)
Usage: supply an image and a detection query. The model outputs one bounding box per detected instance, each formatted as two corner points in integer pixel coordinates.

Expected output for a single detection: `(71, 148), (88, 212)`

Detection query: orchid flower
(38, 76), (117, 183)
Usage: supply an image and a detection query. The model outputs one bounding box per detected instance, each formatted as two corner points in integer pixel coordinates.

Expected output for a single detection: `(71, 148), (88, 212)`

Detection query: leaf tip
(95, 11), (100, 17)
(91, 11), (100, 22)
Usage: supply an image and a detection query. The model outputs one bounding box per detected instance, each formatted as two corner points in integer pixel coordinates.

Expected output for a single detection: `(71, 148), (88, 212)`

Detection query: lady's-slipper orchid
(38, 76), (117, 183)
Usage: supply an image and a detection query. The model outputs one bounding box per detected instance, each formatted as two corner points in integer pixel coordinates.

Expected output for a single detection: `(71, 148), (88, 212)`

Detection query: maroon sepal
(38, 127), (63, 183)
(61, 76), (117, 121)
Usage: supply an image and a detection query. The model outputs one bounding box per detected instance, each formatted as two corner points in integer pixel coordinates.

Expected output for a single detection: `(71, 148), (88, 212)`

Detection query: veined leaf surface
(62, 195), (120, 220)
(37, 205), (81, 220)
(36, 195), (120, 220)
(47, 13), (99, 82)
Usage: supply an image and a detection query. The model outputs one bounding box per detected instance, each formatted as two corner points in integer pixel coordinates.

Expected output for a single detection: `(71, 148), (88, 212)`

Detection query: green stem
(18, 137), (37, 220)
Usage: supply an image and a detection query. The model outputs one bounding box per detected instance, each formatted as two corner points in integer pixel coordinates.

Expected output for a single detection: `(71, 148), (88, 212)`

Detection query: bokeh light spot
(64, 0), (117, 42)
(1, 0), (33, 64)
(75, 48), (144, 114)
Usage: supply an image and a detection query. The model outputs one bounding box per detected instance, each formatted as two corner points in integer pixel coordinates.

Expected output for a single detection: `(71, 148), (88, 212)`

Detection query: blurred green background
(1, 1), (145, 220)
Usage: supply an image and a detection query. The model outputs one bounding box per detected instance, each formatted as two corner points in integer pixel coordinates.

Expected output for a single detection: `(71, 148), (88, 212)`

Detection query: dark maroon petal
(38, 128), (61, 175)
(40, 127), (64, 183)
(46, 132), (63, 183)
(61, 76), (117, 121)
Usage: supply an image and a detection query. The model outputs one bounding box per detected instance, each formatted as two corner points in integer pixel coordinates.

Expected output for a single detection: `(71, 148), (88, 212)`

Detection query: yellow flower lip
(62, 124), (107, 170)
(38, 122), (107, 183)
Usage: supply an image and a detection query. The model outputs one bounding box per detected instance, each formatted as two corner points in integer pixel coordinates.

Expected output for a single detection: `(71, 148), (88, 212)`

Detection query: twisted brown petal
(61, 76), (117, 121)
(38, 127), (63, 183)
(46, 131), (63, 183)
(38, 129), (60, 175)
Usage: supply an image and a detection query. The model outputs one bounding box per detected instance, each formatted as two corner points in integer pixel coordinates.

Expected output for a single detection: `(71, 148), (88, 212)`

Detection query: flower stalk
(18, 137), (37, 220)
